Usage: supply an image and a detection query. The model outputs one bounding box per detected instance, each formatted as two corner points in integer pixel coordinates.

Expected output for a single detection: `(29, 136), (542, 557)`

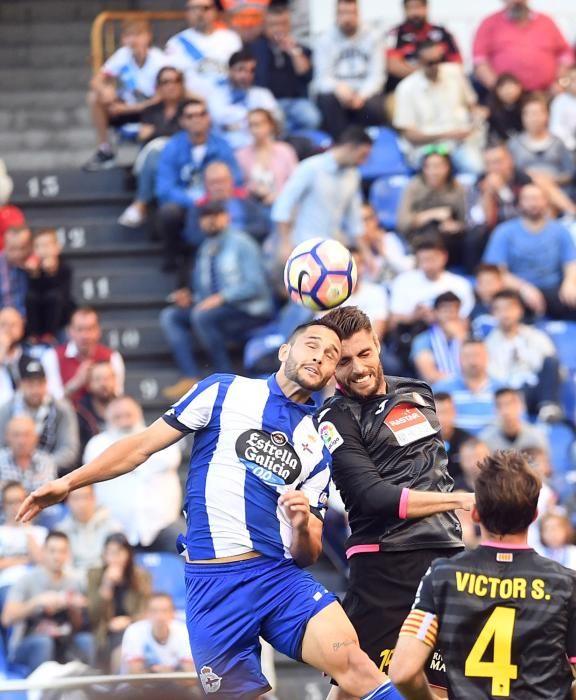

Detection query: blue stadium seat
(369, 175), (410, 230)
(291, 129), (333, 150)
(135, 552), (187, 611)
(538, 321), (576, 372)
(541, 422), (576, 474)
(360, 127), (410, 180)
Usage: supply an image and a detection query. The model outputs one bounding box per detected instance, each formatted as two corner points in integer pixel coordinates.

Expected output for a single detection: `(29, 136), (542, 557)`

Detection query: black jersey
(401, 544), (576, 699)
(317, 375), (462, 552)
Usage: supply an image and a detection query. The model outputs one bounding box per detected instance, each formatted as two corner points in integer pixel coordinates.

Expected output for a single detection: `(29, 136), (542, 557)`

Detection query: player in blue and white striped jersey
(17, 320), (401, 700)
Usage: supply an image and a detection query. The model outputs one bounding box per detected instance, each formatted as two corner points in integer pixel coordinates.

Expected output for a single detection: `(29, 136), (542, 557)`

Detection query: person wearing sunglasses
(394, 39), (486, 175)
(119, 67), (187, 228)
(165, 0), (241, 99)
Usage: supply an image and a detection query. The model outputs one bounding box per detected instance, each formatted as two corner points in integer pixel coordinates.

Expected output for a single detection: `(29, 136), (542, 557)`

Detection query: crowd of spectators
(4, 0), (576, 684)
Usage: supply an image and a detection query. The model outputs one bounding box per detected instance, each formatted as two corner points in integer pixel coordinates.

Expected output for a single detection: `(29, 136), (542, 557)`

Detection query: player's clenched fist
(279, 491), (310, 530)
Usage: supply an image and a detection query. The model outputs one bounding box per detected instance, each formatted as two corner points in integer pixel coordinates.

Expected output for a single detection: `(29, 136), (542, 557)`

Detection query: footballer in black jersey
(390, 451), (576, 700)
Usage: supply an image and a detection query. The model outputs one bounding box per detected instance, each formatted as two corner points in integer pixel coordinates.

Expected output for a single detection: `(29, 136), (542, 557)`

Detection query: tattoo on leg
(332, 640), (356, 652)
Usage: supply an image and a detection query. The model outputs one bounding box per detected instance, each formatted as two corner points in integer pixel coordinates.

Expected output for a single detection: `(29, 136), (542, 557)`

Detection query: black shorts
(340, 547), (462, 688)
(109, 109), (142, 127)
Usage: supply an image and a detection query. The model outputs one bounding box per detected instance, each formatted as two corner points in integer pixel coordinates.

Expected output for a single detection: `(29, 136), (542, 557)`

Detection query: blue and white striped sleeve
(162, 375), (226, 434)
(300, 449), (332, 521)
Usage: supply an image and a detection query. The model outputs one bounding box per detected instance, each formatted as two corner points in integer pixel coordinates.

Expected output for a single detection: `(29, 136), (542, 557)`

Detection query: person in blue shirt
(161, 199), (273, 399)
(155, 98), (242, 272)
(17, 319), (402, 700)
(483, 182), (576, 319)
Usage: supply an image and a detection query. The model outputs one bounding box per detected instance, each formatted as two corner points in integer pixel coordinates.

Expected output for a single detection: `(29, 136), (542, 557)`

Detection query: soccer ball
(284, 238), (357, 311)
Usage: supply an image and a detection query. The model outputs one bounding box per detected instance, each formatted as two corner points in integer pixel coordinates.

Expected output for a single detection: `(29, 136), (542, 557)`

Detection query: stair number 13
(465, 607), (518, 696)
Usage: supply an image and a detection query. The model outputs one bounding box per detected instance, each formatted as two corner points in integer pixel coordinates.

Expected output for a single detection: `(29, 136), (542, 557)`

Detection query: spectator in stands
(0, 415), (56, 493)
(118, 67), (187, 229)
(165, 0), (241, 98)
(236, 109), (298, 207)
(434, 339), (499, 435)
(249, 3), (320, 132)
(0, 307), (27, 400)
(482, 183), (576, 320)
(84, 396), (183, 551)
(470, 263), (505, 340)
(389, 236), (474, 327)
(393, 39), (485, 174)
(537, 510), (576, 569)
(87, 533), (151, 671)
(121, 593), (194, 674)
(550, 67), (576, 152)
(411, 291), (468, 384)
(184, 161), (271, 260)
(76, 362), (118, 452)
(222, 0), (270, 44)
(155, 98), (241, 272)
(313, 0), (385, 139)
(361, 203), (414, 285)
(480, 387), (549, 453)
(57, 485), (122, 577)
(84, 19), (167, 171)
(0, 482), (46, 588)
(474, 143), (576, 234)
(0, 356), (79, 476)
(272, 125), (372, 255)
(0, 159), (25, 252)
(384, 0), (462, 95)
(0, 225), (32, 317)
(472, 0), (573, 93)
(486, 73), (524, 144)
(208, 47), (280, 150)
(24, 229), (75, 344)
(508, 93), (575, 189)
(161, 200), (273, 397)
(454, 436), (490, 492)
(2, 531), (94, 675)
(485, 289), (562, 419)
(396, 149), (468, 266)
(434, 392), (473, 480)
(43, 307), (125, 404)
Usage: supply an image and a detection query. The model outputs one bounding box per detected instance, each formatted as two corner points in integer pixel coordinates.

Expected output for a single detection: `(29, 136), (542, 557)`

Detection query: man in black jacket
(320, 306), (473, 700)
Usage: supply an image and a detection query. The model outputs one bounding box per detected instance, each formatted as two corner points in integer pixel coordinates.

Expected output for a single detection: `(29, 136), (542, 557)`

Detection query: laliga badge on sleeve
(319, 421), (344, 453)
(384, 403), (435, 446)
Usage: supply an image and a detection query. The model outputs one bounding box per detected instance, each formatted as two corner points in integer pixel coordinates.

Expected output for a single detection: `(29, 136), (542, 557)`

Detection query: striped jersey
(163, 373), (332, 561)
(101, 46), (167, 103)
(400, 544), (576, 699)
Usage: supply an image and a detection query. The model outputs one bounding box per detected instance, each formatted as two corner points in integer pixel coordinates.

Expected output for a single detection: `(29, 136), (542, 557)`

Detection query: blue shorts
(184, 556), (337, 698)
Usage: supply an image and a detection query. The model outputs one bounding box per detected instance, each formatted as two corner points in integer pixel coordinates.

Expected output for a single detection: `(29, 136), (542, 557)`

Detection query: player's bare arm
(279, 490), (323, 567)
(17, 418), (184, 523)
(389, 634), (437, 700)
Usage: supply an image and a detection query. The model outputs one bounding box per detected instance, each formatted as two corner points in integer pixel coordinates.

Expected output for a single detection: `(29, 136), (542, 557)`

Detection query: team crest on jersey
(200, 666), (222, 694)
(236, 430), (302, 486)
(318, 421), (343, 453)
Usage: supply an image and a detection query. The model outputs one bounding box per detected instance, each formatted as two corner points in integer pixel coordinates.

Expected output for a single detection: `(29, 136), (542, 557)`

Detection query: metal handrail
(90, 11), (186, 73)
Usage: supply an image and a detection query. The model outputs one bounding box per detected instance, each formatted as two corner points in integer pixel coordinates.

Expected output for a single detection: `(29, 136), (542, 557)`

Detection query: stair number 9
(465, 606), (518, 696)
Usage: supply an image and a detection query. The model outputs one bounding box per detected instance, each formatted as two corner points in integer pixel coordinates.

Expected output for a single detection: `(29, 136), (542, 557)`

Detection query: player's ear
(471, 505), (481, 524)
(278, 343), (290, 363)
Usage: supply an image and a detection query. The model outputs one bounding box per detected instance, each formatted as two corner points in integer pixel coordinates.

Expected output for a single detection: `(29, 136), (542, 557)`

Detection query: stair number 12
(465, 606), (518, 696)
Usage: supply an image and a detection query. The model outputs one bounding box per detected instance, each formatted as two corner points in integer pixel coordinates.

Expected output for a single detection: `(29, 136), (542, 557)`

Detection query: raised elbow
(388, 656), (420, 691)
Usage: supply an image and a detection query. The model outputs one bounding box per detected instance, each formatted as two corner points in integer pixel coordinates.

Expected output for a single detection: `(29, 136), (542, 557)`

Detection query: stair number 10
(465, 606), (518, 696)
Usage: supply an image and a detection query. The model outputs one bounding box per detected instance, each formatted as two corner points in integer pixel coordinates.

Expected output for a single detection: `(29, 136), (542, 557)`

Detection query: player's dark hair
(433, 291), (461, 309)
(434, 391), (453, 403)
(413, 234), (446, 254)
(45, 530), (70, 546)
(288, 319), (343, 343)
(494, 386), (522, 401)
(321, 305), (372, 341)
(229, 47), (256, 68)
(491, 289), (524, 306)
(337, 125), (373, 147)
(475, 451), (541, 535)
(177, 98), (207, 120)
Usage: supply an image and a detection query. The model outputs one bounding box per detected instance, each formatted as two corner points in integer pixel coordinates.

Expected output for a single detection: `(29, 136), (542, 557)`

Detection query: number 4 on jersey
(465, 607), (518, 696)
